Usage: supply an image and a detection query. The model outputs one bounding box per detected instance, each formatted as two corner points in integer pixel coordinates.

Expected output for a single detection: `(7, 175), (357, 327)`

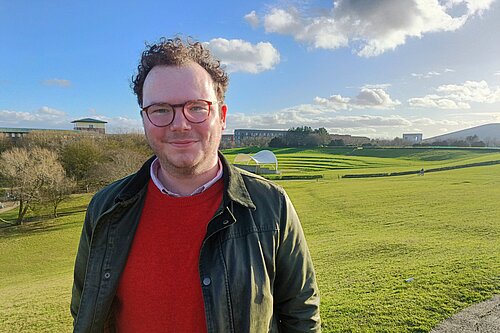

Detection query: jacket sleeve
(274, 191), (321, 332)
(70, 198), (94, 325)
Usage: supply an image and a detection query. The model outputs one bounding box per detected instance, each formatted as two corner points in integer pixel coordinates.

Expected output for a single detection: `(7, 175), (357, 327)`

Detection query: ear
(220, 104), (227, 130)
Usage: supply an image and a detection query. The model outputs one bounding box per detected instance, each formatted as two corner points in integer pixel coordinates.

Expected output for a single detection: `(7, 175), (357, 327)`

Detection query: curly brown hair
(131, 37), (229, 107)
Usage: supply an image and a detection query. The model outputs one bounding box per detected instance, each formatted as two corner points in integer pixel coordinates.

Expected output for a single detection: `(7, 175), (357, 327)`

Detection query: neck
(157, 159), (220, 196)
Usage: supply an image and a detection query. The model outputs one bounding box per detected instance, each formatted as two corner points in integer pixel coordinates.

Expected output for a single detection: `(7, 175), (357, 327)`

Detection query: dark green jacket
(71, 154), (321, 332)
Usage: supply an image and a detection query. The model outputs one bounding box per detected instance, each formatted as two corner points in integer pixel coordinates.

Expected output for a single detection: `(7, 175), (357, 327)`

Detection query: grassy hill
(284, 165), (500, 331)
(0, 194), (92, 332)
(223, 147), (500, 177)
(1, 148), (499, 332)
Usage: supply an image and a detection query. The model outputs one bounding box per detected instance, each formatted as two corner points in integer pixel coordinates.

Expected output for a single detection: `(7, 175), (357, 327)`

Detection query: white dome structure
(233, 150), (279, 174)
(252, 150), (278, 170)
(234, 153), (253, 164)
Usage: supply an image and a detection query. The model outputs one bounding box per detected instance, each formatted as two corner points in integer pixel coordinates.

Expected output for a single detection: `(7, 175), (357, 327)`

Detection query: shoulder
(88, 156), (153, 213)
(94, 173), (135, 199)
(86, 173), (139, 222)
(228, 165), (291, 218)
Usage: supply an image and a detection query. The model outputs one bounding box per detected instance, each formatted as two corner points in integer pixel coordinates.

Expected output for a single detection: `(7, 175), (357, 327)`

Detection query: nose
(169, 106), (191, 131)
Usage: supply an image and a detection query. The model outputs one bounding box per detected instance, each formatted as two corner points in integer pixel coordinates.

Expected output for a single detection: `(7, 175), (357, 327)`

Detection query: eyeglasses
(141, 99), (215, 127)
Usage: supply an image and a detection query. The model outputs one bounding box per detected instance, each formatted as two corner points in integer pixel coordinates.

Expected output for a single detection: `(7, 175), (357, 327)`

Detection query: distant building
(220, 134), (235, 148)
(71, 118), (107, 134)
(0, 127), (73, 140)
(403, 133), (423, 143)
(0, 128), (31, 139)
(234, 129), (287, 146)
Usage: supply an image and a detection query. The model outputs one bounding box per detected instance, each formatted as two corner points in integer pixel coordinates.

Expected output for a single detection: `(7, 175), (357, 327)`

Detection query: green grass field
(1, 148), (499, 332)
(224, 146), (500, 176)
(0, 194), (92, 332)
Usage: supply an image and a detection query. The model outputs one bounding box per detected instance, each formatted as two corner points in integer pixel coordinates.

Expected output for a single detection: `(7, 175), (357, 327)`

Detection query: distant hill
(424, 123), (500, 145)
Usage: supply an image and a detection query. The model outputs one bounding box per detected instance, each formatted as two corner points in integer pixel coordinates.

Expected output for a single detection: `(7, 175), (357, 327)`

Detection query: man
(71, 37), (321, 332)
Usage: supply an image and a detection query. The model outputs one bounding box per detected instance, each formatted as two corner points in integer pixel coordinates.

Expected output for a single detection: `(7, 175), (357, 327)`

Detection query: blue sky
(1, 0), (499, 139)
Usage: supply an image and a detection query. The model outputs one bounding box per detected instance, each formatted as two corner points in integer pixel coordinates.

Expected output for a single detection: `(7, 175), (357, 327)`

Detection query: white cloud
(411, 68), (456, 79)
(225, 99), (410, 135)
(42, 78), (71, 87)
(451, 0), (495, 15)
(412, 117), (461, 126)
(330, 115), (412, 127)
(436, 80), (500, 102)
(314, 95), (350, 110)
(93, 115), (143, 133)
(256, 0), (494, 57)
(354, 88), (401, 108)
(38, 106), (66, 116)
(314, 87), (400, 110)
(495, 71), (500, 76)
(362, 83), (392, 89)
(0, 110), (38, 123)
(244, 10), (260, 28)
(412, 71), (441, 79)
(0, 107), (68, 127)
(263, 8), (303, 36)
(204, 38), (280, 73)
(409, 80), (500, 109)
(408, 95), (471, 109)
(263, 8), (348, 49)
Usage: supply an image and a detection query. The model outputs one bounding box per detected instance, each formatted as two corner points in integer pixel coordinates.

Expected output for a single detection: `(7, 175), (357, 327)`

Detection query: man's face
(142, 63), (227, 176)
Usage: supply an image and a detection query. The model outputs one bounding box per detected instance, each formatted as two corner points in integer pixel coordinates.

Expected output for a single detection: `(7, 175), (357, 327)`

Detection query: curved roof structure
(252, 150), (278, 166)
(71, 118), (108, 124)
(234, 150), (278, 170)
(234, 153), (253, 164)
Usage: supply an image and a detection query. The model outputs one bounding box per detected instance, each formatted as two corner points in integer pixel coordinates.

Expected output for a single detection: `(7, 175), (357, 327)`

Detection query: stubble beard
(158, 154), (204, 177)
(148, 132), (222, 179)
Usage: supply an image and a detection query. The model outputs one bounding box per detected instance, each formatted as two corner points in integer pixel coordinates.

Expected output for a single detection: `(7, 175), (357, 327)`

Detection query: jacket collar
(220, 152), (256, 210)
(115, 153), (256, 210)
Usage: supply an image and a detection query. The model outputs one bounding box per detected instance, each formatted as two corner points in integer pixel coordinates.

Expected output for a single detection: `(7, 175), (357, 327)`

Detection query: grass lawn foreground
(0, 148), (499, 332)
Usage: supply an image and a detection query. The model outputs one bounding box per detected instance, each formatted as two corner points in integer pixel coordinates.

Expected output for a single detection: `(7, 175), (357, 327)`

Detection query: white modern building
(71, 118), (107, 134)
(403, 133), (423, 143)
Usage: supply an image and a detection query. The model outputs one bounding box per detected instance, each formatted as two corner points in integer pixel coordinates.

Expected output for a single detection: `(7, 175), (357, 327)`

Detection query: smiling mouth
(168, 140), (198, 147)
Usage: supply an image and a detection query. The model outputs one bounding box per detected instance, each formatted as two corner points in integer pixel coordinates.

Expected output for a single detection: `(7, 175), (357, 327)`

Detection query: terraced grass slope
(223, 147), (500, 175)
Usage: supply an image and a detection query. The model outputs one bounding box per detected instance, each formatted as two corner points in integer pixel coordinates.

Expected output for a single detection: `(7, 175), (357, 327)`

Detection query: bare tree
(1, 147), (38, 224)
(88, 148), (148, 187)
(39, 163), (76, 218)
(0, 147), (74, 223)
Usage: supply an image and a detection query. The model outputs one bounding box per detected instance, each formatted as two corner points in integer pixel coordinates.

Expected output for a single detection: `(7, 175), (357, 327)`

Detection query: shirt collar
(150, 157), (223, 197)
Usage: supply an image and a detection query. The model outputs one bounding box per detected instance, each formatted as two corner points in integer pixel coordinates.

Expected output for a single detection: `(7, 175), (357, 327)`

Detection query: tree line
(268, 127), (337, 148)
(0, 131), (152, 224)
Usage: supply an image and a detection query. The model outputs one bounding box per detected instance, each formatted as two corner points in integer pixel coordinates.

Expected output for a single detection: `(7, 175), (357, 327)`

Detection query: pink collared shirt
(150, 157), (223, 197)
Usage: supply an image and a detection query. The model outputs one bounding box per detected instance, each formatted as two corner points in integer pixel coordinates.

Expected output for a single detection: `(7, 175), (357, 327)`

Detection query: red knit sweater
(115, 179), (223, 332)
